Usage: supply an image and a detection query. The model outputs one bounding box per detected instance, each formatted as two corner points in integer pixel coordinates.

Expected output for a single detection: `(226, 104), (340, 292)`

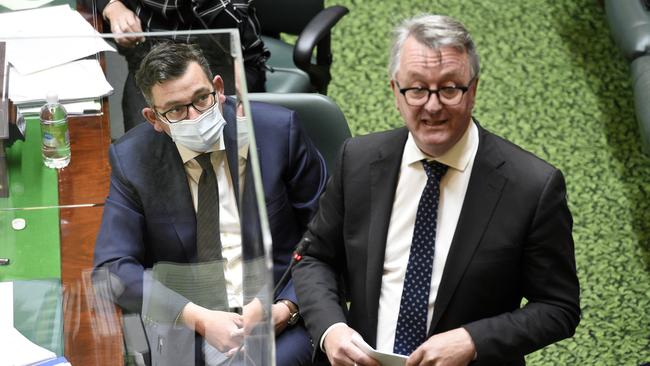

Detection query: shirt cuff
(175, 301), (192, 327)
(319, 322), (348, 352)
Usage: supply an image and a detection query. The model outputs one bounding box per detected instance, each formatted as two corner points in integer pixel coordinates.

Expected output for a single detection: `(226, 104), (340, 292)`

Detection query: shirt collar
(236, 116), (250, 160)
(403, 120), (478, 172)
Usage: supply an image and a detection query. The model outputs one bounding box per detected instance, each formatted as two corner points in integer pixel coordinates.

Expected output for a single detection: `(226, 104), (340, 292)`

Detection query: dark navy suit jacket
(93, 98), (326, 363)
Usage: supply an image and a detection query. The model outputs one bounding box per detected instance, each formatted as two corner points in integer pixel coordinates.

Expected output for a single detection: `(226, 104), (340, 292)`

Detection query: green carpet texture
(323, 0), (650, 364)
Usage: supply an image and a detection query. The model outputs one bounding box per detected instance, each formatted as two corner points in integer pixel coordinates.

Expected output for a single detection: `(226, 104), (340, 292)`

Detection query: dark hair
(135, 42), (213, 105)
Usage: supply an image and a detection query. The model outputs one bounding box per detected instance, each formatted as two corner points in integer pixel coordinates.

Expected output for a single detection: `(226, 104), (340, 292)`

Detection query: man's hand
(271, 301), (292, 334)
(242, 298), (293, 335)
(406, 327), (476, 366)
(181, 302), (244, 353)
(102, 1), (144, 47)
(243, 298), (263, 335)
(323, 325), (380, 366)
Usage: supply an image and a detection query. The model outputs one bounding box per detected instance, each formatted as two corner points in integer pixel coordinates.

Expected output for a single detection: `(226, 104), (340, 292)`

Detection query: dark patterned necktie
(393, 159), (448, 356)
(195, 153), (223, 262)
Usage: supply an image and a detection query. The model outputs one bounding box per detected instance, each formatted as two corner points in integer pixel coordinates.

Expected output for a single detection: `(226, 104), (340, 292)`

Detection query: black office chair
(254, 0), (349, 94)
(248, 93), (351, 172)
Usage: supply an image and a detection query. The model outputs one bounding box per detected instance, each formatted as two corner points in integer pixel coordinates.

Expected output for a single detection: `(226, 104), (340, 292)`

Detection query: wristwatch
(278, 299), (300, 326)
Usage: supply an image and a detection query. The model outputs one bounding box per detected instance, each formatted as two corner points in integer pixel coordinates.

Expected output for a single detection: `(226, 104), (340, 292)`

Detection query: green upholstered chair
(254, 0), (349, 94)
(631, 55), (650, 152)
(605, 0), (650, 153)
(248, 93), (351, 172)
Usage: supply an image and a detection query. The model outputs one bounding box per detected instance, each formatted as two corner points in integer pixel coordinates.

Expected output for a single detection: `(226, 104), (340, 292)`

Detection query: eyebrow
(158, 87), (212, 110)
(403, 69), (469, 83)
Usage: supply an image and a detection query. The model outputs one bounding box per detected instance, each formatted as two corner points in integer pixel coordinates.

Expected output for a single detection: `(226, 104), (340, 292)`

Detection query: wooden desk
(59, 103), (125, 365)
(56, 6), (125, 363)
(0, 4), (124, 364)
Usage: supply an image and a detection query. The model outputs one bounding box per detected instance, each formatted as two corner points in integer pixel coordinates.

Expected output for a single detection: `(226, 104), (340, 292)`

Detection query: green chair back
(248, 93), (351, 172)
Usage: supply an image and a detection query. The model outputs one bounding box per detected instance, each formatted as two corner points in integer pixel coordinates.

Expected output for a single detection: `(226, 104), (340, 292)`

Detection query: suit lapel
(155, 133), (197, 261)
(428, 124), (507, 333)
(365, 128), (408, 346)
(223, 98), (264, 261)
(223, 98), (240, 206)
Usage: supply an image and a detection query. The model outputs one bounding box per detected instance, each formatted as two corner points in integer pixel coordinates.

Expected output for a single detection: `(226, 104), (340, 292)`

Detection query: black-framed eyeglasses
(396, 77), (475, 107)
(156, 91), (217, 123)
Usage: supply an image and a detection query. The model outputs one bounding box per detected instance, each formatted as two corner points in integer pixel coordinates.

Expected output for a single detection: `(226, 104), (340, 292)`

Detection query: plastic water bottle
(39, 93), (70, 169)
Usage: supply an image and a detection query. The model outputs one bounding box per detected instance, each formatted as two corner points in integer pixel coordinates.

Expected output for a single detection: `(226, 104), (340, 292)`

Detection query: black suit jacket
(293, 122), (580, 365)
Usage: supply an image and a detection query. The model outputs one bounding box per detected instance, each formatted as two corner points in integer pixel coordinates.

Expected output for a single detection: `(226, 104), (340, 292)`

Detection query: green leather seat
(605, 0), (650, 60)
(248, 93), (351, 172)
(631, 55), (650, 151)
(605, 0), (650, 153)
(255, 0), (349, 94)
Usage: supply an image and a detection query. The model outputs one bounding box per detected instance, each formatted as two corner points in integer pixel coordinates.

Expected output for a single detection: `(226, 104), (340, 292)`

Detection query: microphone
(273, 237), (312, 299)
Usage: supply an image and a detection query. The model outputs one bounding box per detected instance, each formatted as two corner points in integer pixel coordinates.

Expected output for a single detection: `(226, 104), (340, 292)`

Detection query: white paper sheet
(0, 281), (13, 328)
(0, 5), (115, 74)
(18, 100), (102, 115)
(352, 334), (408, 366)
(0, 0), (55, 11)
(9, 59), (113, 104)
(0, 327), (57, 365)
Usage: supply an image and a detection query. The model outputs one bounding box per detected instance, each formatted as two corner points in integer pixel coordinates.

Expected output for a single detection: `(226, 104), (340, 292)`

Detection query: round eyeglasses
(157, 91), (217, 123)
(396, 78), (475, 107)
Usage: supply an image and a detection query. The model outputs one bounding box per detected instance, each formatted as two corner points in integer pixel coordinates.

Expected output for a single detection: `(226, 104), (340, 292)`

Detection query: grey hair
(135, 42), (213, 106)
(388, 14), (480, 80)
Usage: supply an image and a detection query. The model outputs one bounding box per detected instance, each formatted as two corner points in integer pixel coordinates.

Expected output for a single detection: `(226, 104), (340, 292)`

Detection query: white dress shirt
(175, 121), (249, 308)
(375, 121), (479, 352)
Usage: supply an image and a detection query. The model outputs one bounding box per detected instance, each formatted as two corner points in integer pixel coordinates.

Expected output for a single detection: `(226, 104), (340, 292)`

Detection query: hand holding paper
(351, 333), (407, 366)
(322, 325), (380, 366)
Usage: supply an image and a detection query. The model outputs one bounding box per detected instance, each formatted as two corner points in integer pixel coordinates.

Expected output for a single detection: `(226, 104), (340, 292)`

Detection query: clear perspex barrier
(0, 4), (277, 365)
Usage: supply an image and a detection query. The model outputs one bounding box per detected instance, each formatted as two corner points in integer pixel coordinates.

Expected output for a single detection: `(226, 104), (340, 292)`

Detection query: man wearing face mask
(93, 42), (327, 365)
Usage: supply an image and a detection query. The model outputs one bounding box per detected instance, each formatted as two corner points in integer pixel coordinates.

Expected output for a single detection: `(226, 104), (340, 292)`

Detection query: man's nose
(423, 92), (443, 112)
(187, 105), (202, 120)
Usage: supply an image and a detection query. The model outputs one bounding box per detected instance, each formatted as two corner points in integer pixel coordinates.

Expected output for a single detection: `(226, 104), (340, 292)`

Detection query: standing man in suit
(292, 14), (580, 366)
(94, 42), (326, 365)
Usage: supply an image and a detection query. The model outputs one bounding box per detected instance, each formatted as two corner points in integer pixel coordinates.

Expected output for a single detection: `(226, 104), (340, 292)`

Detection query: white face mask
(161, 103), (227, 152)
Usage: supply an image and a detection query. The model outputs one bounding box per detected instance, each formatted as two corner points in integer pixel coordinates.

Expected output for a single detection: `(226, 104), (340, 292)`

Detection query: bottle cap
(45, 92), (59, 104)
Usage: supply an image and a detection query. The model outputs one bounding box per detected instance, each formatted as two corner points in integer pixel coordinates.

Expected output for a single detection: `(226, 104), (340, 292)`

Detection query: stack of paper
(9, 59), (113, 105)
(0, 327), (57, 365)
(0, 282), (69, 366)
(0, 5), (116, 106)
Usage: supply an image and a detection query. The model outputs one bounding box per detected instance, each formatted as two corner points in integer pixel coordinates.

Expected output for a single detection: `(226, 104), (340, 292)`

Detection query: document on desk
(0, 5), (115, 74)
(351, 334), (408, 366)
(18, 99), (102, 115)
(0, 327), (58, 365)
(0, 282), (65, 365)
(9, 59), (113, 104)
(0, 281), (13, 328)
(0, 0), (55, 11)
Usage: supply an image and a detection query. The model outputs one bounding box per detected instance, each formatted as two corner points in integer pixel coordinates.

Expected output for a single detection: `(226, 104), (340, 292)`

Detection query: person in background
(97, 0), (268, 131)
(293, 13), (580, 366)
(94, 42), (325, 365)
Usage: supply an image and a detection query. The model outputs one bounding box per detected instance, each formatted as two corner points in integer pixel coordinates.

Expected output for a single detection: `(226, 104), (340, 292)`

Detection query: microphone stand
(273, 237), (312, 299)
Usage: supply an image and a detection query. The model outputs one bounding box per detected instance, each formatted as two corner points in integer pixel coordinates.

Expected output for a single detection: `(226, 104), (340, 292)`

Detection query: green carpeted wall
(323, 0), (650, 364)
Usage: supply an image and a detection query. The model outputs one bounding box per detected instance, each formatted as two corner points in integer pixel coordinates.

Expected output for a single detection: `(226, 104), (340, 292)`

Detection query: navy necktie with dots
(393, 159), (448, 356)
